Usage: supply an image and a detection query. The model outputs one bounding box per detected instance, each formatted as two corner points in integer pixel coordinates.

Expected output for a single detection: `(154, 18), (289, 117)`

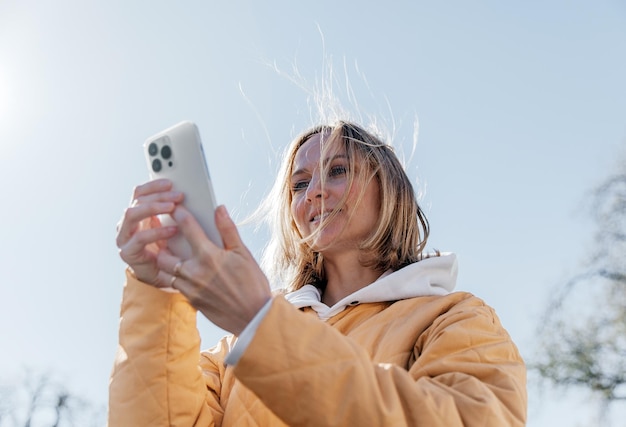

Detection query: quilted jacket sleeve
(233, 295), (527, 426)
(108, 271), (226, 427)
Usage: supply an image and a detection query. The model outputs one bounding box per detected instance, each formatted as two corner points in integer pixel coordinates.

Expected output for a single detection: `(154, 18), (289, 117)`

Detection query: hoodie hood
(285, 252), (458, 321)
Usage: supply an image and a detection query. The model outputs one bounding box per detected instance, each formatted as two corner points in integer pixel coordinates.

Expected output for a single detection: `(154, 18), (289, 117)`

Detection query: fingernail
(217, 205), (228, 220)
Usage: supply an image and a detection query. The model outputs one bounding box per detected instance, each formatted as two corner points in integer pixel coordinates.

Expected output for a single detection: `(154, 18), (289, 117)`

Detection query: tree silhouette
(533, 154), (626, 418)
(0, 370), (104, 427)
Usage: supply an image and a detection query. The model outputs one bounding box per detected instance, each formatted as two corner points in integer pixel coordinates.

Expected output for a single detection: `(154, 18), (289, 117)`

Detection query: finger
(132, 190), (184, 208)
(155, 253), (194, 293)
(154, 269), (182, 289)
(119, 225), (178, 262)
(131, 179), (174, 201)
(171, 205), (218, 254)
(157, 250), (186, 278)
(129, 226), (178, 251)
(166, 274), (194, 297)
(116, 202), (176, 247)
(150, 216), (171, 249)
(214, 205), (243, 251)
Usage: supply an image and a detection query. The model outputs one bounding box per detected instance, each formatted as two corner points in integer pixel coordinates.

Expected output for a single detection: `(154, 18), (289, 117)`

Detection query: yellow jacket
(109, 262), (526, 426)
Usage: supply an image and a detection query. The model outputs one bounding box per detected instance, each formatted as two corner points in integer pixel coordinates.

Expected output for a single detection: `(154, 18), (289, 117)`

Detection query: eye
(291, 180), (309, 192)
(329, 165), (347, 177)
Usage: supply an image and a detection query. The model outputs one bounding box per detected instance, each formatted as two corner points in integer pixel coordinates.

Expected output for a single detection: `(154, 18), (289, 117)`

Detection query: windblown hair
(260, 121), (431, 292)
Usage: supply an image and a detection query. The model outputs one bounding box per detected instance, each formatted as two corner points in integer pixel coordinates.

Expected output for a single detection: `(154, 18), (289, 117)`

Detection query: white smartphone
(144, 121), (222, 259)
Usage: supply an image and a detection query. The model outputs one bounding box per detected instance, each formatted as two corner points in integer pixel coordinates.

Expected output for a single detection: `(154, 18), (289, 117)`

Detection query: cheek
(350, 180), (380, 218)
(343, 182), (362, 206)
(290, 196), (305, 228)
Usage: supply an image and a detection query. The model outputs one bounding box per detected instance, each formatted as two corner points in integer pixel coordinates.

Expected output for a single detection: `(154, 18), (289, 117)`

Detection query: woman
(110, 121), (527, 426)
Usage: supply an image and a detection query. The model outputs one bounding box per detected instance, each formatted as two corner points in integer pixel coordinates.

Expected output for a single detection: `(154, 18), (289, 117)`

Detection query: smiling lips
(311, 210), (335, 223)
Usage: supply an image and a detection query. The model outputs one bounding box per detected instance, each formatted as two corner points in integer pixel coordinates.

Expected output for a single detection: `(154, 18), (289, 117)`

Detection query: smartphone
(144, 121), (223, 259)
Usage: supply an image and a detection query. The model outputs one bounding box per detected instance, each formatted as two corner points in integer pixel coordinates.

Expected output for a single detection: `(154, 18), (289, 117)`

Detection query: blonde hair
(260, 121), (430, 292)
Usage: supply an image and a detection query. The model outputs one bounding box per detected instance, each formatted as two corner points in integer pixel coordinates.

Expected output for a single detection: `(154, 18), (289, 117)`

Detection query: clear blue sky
(1, 1), (624, 425)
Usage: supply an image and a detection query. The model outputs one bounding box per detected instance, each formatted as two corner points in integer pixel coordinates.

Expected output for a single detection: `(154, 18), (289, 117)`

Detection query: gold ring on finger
(173, 261), (183, 277)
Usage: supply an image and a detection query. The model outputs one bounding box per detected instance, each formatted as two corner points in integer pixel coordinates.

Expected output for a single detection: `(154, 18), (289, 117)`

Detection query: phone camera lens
(161, 145), (172, 159)
(152, 158), (162, 173)
(148, 142), (158, 156)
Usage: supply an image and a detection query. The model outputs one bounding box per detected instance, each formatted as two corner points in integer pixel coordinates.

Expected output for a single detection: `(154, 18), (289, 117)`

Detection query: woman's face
(289, 133), (380, 255)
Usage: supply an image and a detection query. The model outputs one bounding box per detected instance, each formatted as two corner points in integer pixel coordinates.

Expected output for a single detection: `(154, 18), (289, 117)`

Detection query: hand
(157, 205), (272, 336)
(116, 179), (184, 287)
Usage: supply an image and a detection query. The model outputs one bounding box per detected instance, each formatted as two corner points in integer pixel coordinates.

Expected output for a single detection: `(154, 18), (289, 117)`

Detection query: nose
(305, 172), (326, 203)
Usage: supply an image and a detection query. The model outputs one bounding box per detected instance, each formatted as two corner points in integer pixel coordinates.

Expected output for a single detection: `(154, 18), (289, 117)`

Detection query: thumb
(215, 205), (242, 250)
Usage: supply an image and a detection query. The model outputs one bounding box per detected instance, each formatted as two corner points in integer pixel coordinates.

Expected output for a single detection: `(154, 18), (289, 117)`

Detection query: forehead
(293, 132), (344, 170)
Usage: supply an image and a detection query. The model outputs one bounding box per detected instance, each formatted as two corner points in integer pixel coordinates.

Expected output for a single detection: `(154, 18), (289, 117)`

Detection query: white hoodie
(285, 252), (458, 320)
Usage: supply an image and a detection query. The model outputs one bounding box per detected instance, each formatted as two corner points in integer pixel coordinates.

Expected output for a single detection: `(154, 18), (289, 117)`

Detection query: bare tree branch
(533, 149), (626, 410)
(0, 370), (105, 427)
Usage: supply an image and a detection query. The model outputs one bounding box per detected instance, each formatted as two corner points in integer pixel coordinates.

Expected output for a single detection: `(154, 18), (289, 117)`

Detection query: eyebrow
(291, 154), (348, 179)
